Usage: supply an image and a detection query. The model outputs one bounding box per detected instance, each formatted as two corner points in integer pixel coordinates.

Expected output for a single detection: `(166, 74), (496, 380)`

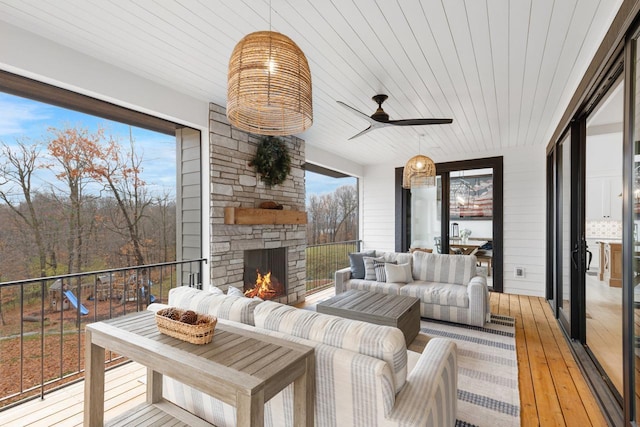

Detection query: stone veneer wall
(208, 103), (307, 304)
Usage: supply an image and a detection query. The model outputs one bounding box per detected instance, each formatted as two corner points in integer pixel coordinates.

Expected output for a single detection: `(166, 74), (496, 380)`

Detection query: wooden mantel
(224, 207), (307, 225)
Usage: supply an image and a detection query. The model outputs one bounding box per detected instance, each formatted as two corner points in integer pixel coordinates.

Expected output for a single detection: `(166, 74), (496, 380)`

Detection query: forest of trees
(0, 126), (176, 282)
(306, 184), (358, 245)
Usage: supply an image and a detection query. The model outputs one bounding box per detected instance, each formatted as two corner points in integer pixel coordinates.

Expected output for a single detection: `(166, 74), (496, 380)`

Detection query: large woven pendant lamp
(402, 135), (436, 189)
(227, 29), (313, 136)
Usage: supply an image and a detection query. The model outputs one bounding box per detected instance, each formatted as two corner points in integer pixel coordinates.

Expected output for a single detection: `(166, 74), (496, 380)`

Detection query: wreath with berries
(250, 136), (291, 187)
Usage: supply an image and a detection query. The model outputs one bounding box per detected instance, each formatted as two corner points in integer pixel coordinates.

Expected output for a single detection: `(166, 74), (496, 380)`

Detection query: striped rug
(410, 314), (519, 427)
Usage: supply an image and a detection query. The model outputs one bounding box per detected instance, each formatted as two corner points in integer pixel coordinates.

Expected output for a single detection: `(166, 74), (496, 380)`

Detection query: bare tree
(85, 129), (151, 266)
(307, 194), (323, 244)
(306, 184), (358, 244)
(0, 140), (48, 276)
(153, 191), (176, 263)
(334, 185), (358, 241)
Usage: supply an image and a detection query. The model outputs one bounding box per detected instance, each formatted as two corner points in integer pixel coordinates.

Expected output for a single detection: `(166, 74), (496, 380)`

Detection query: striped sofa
(335, 251), (490, 327)
(149, 286), (458, 427)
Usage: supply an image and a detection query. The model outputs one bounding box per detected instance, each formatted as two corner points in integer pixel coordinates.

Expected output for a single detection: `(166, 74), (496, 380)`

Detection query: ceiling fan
(337, 94), (453, 140)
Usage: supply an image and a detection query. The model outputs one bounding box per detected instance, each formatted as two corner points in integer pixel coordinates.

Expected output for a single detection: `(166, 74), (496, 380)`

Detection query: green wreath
(250, 136), (291, 187)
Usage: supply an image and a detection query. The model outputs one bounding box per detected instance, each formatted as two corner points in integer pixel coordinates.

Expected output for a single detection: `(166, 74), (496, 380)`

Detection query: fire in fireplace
(243, 248), (287, 300)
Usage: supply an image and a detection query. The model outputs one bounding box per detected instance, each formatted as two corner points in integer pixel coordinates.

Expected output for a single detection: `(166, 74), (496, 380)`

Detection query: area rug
(410, 314), (520, 427)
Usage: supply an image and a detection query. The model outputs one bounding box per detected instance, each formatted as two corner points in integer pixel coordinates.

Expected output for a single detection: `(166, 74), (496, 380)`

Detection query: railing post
(40, 278), (45, 401)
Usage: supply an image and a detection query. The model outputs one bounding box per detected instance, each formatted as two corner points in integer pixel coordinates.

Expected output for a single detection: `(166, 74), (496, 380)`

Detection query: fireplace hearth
(243, 248), (287, 300)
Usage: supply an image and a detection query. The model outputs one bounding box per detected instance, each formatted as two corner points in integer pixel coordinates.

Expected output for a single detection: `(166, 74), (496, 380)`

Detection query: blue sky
(0, 92), (354, 200)
(0, 92), (176, 198)
(304, 171), (356, 200)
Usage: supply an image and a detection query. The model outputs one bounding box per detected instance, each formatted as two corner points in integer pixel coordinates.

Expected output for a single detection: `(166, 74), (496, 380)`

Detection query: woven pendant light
(402, 154), (436, 188)
(403, 134), (436, 188)
(227, 30), (313, 136)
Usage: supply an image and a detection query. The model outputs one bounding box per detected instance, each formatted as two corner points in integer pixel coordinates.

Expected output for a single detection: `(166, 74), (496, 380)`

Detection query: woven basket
(155, 307), (217, 345)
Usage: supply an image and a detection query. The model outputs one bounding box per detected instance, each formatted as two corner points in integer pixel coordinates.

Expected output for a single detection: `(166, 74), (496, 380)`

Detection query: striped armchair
(152, 288), (458, 427)
(336, 250), (490, 327)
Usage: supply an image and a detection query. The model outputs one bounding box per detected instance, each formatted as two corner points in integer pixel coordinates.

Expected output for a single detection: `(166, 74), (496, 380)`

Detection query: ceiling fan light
(403, 154), (436, 189)
(227, 31), (313, 136)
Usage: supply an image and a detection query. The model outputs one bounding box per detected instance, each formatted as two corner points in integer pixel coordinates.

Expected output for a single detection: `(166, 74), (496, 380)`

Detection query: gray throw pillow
(348, 250), (375, 279)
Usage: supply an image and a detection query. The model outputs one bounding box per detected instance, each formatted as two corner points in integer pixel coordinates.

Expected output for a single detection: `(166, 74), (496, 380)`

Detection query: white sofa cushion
(400, 282), (469, 308)
(254, 300), (408, 393)
(168, 286), (261, 325)
(412, 251), (477, 285)
(345, 279), (404, 295)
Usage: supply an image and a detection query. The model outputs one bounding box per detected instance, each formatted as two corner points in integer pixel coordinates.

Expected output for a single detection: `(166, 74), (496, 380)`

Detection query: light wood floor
(0, 289), (609, 427)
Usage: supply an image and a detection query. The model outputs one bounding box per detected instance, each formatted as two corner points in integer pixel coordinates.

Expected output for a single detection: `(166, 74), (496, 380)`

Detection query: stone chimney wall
(208, 102), (306, 304)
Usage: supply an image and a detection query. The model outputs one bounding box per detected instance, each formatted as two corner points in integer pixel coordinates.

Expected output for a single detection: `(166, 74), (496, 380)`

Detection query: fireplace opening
(243, 247), (287, 300)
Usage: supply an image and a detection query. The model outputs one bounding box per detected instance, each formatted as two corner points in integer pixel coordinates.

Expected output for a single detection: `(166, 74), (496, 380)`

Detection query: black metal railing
(305, 240), (361, 294)
(0, 258), (206, 410)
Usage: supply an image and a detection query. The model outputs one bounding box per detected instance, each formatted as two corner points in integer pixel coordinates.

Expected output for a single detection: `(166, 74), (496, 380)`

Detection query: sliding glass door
(548, 53), (633, 423)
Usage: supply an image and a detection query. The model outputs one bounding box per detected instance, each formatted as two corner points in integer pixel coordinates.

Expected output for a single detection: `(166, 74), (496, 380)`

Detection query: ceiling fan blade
(387, 118), (453, 126)
(347, 120), (391, 139)
(337, 101), (377, 125)
(348, 125), (375, 140)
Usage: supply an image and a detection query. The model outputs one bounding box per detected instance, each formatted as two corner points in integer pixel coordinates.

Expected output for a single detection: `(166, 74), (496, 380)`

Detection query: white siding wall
(361, 165), (398, 252)
(361, 145), (547, 296)
(501, 146), (546, 296)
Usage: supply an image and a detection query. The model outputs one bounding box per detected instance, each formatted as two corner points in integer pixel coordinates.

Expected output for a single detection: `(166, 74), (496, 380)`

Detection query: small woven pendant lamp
(227, 30), (313, 136)
(402, 154), (436, 188)
(402, 135), (436, 188)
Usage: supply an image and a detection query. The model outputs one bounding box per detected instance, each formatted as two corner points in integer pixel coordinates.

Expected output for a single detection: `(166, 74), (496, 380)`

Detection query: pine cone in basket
(163, 308), (180, 321)
(195, 317), (210, 325)
(179, 310), (198, 325)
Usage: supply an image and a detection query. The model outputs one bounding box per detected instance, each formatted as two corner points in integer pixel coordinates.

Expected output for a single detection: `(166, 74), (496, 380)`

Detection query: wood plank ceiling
(0, 0), (623, 167)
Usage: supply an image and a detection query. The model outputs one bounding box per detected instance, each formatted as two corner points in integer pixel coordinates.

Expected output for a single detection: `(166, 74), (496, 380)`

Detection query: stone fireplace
(208, 102), (307, 304)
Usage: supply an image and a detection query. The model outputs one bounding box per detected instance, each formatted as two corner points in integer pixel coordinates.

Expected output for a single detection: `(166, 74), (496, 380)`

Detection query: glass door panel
(584, 78), (624, 395)
(410, 176), (441, 253)
(449, 169), (494, 283)
(558, 133), (572, 330)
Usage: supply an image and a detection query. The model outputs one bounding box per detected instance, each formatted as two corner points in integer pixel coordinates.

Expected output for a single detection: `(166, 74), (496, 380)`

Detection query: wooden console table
(84, 311), (314, 426)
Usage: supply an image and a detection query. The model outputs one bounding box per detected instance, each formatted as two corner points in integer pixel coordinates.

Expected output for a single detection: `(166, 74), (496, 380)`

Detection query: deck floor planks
(519, 294), (567, 425)
(540, 294), (608, 426)
(513, 295), (538, 425)
(529, 296), (596, 426)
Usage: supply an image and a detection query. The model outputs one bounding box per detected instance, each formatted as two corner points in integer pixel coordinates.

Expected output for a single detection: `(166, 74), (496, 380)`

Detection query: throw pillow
(348, 250), (375, 279)
(374, 260), (397, 282)
(227, 286), (245, 297)
(385, 262), (413, 284)
(207, 285), (224, 295)
(363, 256), (385, 280)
